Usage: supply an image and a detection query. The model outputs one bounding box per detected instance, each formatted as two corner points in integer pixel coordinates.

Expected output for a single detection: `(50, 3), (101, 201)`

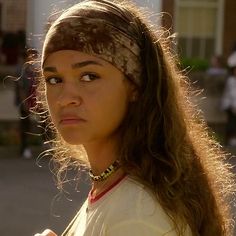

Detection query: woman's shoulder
(106, 177), (178, 232)
(116, 176), (158, 208)
(116, 177), (169, 217)
(105, 177), (191, 235)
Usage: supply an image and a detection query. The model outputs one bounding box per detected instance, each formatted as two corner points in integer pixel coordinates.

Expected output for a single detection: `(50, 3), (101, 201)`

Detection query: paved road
(0, 148), (90, 236)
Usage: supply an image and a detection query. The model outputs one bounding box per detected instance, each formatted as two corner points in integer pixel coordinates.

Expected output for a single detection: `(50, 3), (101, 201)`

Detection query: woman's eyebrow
(43, 66), (57, 72)
(72, 60), (103, 69)
(43, 60), (103, 72)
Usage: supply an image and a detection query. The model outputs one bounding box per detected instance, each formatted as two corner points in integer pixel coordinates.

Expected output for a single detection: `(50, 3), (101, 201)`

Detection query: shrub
(181, 57), (209, 71)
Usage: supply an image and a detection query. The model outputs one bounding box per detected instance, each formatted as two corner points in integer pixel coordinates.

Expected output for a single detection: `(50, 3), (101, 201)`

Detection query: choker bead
(89, 160), (120, 182)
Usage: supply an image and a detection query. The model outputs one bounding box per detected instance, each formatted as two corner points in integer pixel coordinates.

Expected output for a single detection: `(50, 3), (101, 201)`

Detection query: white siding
(26, 0), (161, 50)
(26, 0), (77, 49)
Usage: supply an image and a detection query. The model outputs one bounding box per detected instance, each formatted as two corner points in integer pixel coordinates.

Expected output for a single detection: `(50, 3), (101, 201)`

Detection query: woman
(35, 0), (235, 235)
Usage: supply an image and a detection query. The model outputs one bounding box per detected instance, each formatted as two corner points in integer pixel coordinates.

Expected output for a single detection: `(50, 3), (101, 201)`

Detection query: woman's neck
(84, 136), (120, 175)
(83, 136), (125, 196)
(91, 168), (125, 198)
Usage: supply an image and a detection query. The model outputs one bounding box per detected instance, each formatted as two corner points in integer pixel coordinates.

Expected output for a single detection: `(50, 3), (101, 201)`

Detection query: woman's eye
(45, 77), (62, 85)
(80, 73), (100, 82)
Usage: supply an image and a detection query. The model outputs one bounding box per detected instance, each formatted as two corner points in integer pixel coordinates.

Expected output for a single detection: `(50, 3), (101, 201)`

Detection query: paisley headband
(42, 16), (141, 85)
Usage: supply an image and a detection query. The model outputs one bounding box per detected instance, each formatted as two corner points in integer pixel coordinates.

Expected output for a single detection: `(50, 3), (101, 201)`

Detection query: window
(175, 0), (224, 60)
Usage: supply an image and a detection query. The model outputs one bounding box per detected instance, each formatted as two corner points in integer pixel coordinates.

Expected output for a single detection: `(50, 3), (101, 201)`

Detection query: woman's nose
(57, 83), (82, 107)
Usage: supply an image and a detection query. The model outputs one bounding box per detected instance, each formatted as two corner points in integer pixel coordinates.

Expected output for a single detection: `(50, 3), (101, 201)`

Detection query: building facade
(0, 0), (235, 60)
(162, 0), (236, 59)
(0, 0), (27, 32)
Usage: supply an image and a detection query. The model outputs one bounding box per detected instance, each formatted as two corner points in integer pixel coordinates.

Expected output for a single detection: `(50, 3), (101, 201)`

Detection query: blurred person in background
(0, 30), (5, 63)
(221, 47), (236, 147)
(15, 49), (38, 158)
(1, 32), (19, 65)
(206, 54), (227, 77)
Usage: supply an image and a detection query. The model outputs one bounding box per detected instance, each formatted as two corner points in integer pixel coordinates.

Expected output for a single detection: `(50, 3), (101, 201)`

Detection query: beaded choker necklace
(89, 160), (120, 182)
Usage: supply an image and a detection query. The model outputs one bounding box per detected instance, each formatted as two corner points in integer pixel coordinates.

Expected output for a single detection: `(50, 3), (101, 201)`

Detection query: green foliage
(181, 57), (209, 71)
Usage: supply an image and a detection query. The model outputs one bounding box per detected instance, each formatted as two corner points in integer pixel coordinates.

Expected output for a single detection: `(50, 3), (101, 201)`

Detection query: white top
(65, 176), (191, 236)
(227, 51), (236, 67)
(221, 76), (236, 111)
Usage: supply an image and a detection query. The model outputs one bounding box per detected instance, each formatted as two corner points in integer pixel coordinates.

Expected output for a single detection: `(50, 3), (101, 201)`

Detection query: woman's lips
(59, 116), (86, 125)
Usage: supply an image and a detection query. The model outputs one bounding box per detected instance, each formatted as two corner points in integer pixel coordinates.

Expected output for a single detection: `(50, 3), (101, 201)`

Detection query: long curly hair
(36, 0), (235, 235)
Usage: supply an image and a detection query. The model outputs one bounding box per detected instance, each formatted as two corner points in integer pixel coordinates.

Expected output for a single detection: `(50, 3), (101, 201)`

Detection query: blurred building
(162, 0), (236, 60)
(0, 0), (26, 32)
(0, 0), (235, 60)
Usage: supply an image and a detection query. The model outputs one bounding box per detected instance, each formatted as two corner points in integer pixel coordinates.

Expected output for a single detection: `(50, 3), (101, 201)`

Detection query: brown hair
(37, 0), (235, 235)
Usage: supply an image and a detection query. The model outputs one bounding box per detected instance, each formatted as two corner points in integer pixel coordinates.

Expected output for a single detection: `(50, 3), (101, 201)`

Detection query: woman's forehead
(43, 50), (107, 67)
(42, 50), (123, 75)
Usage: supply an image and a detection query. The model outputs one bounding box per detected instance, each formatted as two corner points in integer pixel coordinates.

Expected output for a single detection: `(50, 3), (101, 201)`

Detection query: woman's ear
(129, 83), (139, 102)
(125, 77), (139, 102)
(130, 91), (138, 102)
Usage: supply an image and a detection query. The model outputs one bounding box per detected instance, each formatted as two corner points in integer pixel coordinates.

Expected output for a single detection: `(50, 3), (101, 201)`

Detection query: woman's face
(43, 50), (133, 145)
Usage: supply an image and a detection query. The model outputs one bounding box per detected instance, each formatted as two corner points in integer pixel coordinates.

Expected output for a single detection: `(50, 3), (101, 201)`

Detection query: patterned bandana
(42, 16), (141, 85)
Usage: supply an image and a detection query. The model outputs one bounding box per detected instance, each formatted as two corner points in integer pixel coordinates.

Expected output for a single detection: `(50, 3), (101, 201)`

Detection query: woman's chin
(61, 135), (84, 145)
(64, 140), (83, 145)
